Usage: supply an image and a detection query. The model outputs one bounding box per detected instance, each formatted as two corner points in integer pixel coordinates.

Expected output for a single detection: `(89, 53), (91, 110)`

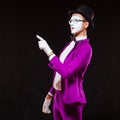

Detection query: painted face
(69, 15), (85, 35)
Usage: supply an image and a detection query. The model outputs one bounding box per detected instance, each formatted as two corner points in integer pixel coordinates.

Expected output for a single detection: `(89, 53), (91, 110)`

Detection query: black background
(0, 0), (120, 120)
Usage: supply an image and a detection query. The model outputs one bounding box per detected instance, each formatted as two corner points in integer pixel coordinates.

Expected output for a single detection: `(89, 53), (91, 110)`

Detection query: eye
(75, 20), (80, 22)
(69, 19), (86, 24)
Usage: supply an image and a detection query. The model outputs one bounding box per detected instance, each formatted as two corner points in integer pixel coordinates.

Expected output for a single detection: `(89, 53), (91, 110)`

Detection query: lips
(71, 27), (74, 30)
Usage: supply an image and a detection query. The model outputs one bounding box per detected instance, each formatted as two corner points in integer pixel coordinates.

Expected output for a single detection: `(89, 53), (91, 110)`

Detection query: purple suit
(48, 38), (92, 120)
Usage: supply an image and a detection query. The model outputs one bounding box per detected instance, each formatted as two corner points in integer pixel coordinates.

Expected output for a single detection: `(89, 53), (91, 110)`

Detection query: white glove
(36, 35), (53, 57)
(42, 97), (52, 114)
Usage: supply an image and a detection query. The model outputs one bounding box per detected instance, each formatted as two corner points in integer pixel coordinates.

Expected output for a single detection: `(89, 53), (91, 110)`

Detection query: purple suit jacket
(48, 38), (92, 104)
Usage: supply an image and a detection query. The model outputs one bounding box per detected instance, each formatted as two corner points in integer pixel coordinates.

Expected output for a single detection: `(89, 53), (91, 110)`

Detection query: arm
(36, 35), (92, 79)
(42, 87), (55, 114)
(48, 45), (92, 79)
(48, 86), (56, 97)
(42, 94), (52, 114)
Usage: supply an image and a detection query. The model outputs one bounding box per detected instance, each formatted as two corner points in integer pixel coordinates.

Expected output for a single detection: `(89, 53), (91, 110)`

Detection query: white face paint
(69, 15), (84, 35)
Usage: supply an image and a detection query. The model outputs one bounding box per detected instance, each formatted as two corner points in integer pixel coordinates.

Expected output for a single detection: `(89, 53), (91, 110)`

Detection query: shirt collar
(75, 36), (87, 41)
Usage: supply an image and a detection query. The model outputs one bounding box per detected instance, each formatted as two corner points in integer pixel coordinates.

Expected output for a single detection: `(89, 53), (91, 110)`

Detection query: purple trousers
(53, 94), (84, 120)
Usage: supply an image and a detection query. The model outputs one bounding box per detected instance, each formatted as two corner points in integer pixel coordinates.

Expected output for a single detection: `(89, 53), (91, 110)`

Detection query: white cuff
(48, 54), (55, 61)
(48, 92), (53, 97)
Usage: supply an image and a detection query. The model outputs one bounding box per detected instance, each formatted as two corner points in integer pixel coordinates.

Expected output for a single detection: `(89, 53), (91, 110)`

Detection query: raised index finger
(36, 35), (44, 41)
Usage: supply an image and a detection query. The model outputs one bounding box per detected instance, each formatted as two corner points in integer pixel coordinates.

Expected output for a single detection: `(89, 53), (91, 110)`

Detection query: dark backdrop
(0, 0), (120, 120)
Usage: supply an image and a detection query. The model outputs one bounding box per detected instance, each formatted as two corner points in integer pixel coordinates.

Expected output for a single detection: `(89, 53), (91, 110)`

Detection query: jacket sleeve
(48, 86), (56, 97)
(48, 44), (92, 79)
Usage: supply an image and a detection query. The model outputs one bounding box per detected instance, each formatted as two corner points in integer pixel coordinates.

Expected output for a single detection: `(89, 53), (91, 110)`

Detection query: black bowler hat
(68, 5), (94, 30)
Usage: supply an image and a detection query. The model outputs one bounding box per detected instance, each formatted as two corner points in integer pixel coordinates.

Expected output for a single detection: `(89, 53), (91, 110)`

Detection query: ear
(84, 21), (89, 29)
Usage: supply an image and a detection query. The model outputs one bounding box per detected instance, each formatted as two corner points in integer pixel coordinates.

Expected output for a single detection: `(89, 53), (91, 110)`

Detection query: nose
(69, 21), (74, 26)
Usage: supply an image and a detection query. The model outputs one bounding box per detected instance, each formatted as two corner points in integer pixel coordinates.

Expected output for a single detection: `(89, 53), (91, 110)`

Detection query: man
(36, 4), (94, 120)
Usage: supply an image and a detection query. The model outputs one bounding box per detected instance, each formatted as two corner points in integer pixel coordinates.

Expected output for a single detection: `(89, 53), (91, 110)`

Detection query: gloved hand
(42, 95), (52, 114)
(36, 35), (53, 57)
